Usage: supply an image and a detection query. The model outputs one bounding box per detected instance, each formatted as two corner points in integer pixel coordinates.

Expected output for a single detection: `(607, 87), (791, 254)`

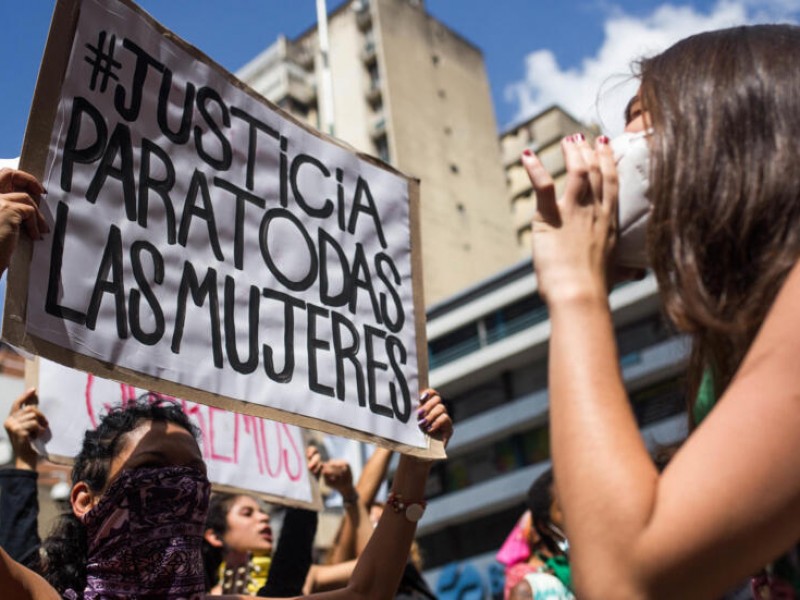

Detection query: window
(367, 62), (380, 89)
(374, 134), (390, 162)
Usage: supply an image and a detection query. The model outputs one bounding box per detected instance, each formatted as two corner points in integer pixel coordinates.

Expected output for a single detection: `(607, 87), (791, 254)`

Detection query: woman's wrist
(341, 488), (359, 506)
(543, 278), (609, 309)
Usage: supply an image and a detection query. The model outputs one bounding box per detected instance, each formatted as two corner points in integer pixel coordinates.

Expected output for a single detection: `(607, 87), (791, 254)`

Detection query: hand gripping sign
(4, 0), (439, 458)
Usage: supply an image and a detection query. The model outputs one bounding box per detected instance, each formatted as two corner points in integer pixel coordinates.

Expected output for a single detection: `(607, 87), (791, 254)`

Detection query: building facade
(237, 0), (519, 304)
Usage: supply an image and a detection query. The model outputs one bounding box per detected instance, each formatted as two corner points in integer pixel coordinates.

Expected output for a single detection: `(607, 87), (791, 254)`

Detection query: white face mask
(610, 130), (652, 269)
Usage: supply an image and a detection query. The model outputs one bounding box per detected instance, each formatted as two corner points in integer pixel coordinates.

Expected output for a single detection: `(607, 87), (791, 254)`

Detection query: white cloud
(505, 0), (800, 135)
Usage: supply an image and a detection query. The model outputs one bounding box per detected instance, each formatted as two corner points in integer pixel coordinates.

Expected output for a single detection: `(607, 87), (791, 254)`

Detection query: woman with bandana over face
(522, 25), (800, 599)
(0, 393), (452, 600)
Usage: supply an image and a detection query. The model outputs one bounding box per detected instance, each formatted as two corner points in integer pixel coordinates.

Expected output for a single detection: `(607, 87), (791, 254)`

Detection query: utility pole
(316, 0), (336, 136)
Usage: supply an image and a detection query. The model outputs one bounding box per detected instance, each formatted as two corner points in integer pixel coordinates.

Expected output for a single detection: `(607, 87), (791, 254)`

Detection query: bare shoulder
(0, 547), (60, 600)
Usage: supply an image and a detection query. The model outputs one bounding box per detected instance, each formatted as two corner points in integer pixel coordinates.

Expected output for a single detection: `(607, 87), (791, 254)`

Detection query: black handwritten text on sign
(27, 0), (421, 447)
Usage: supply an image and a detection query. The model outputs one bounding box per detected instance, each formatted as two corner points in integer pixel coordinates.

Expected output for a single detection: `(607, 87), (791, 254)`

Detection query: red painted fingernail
(574, 132), (585, 142)
(597, 135), (610, 145)
(522, 148), (532, 157)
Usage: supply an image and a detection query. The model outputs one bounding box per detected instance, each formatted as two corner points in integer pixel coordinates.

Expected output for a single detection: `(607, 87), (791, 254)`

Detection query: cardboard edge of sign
(3, 0), (445, 462)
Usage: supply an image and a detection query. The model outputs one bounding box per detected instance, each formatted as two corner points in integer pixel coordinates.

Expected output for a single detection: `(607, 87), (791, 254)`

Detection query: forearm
(341, 456), (429, 600)
(303, 560), (357, 593)
(355, 447), (392, 503)
(0, 546), (58, 600)
(547, 294), (658, 593)
(326, 491), (361, 564)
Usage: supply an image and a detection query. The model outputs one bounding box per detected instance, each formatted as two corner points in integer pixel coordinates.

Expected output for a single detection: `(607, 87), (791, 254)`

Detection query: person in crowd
(521, 24), (800, 598)
(203, 446), (323, 596)
(0, 390), (451, 599)
(506, 469), (573, 600)
(0, 388), (48, 569)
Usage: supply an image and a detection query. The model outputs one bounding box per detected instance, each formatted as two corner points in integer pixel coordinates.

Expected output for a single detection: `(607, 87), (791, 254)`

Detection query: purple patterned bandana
(72, 465), (210, 599)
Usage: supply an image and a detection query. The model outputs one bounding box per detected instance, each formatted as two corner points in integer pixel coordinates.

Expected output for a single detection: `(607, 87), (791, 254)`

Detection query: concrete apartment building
(236, 0), (519, 304)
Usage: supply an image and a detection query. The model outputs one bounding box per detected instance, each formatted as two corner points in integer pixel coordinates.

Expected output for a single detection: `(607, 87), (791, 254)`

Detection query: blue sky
(1, 0), (798, 158)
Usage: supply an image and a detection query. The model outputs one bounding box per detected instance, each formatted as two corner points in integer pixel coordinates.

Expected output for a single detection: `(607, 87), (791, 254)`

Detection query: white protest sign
(33, 357), (319, 508)
(5, 0), (435, 457)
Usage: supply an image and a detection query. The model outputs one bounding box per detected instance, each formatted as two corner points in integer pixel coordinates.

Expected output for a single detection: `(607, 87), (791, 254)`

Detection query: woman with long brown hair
(522, 24), (800, 599)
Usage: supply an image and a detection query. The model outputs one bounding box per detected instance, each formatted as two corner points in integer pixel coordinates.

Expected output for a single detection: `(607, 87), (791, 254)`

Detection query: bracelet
(386, 491), (427, 522)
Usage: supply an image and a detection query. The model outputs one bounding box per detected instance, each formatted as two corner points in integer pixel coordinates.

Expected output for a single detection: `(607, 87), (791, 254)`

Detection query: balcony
(418, 412), (688, 536)
(428, 276), (662, 392)
(355, 3), (373, 31)
(365, 83), (382, 107)
(361, 40), (377, 65)
(256, 61), (317, 106)
(369, 116), (386, 139)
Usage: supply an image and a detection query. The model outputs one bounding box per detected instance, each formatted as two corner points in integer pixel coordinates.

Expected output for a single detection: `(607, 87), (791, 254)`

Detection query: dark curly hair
(525, 468), (562, 556)
(202, 492), (242, 590)
(40, 395), (200, 597)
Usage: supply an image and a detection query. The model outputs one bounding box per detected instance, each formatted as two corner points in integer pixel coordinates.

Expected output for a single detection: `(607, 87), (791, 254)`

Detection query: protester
(0, 390), (451, 599)
(0, 389), (48, 569)
(522, 24), (800, 598)
(203, 446), (323, 596)
(506, 469), (573, 600)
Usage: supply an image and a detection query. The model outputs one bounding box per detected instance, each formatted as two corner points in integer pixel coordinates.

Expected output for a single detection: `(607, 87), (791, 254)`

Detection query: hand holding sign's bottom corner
(415, 388), (452, 459)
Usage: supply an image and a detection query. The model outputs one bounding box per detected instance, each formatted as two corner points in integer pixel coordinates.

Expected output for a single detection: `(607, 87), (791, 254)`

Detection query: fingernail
(574, 132), (585, 142)
(425, 424), (433, 432)
(419, 418), (427, 427)
(564, 135), (574, 143)
(597, 135), (610, 145)
(417, 409), (426, 419)
(522, 148), (532, 157)
(419, 391), (430, 402)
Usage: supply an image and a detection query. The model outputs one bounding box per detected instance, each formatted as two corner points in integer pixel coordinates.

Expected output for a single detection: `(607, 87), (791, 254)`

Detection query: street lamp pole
(316, 0), (336, 136)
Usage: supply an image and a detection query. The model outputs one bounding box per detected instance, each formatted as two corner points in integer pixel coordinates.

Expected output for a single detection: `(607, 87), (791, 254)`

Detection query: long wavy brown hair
(639, 25), (800, 423)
